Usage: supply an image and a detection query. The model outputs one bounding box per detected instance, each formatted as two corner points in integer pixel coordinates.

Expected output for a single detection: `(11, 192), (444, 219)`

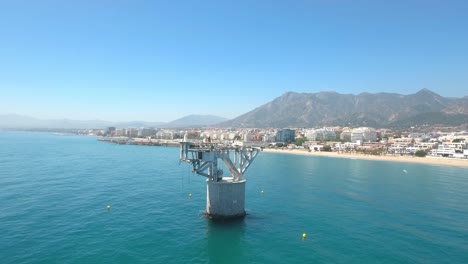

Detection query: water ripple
(1, 132), (467, 263)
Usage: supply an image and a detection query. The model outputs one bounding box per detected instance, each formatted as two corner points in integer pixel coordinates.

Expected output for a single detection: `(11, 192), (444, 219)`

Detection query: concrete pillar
(206, 178), (246, 219)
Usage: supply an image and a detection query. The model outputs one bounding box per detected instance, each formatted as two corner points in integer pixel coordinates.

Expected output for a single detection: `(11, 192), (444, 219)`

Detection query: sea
(1, 132), (467, 264)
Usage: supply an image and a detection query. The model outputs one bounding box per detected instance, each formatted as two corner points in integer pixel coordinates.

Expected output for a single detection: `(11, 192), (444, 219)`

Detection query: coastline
(263, 148), (468, 168)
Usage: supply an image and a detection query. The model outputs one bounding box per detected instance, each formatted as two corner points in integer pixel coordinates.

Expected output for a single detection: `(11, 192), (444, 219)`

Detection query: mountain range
(2, 89), (467, 129)
(164, 115), (227, 128)
(220, 89), (468, 128)
(0, 114), (226, 129)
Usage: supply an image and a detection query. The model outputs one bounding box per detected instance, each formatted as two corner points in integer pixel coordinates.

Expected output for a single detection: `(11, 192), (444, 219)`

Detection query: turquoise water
(1, 132), (467, 263)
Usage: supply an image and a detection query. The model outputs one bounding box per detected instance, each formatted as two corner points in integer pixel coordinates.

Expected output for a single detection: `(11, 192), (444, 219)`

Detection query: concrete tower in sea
(179, 133), (260, 219)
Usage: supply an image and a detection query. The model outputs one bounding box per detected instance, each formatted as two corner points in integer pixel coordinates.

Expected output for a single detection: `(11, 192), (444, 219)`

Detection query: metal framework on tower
(180, 141), (260, 181)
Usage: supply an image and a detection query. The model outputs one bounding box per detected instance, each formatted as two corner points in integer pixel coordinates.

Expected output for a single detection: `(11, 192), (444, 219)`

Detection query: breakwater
(98, 137), (180, 147)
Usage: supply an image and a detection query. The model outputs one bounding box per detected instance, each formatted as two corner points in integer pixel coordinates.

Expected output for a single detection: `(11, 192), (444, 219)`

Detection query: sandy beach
(263, 148), (468, 168)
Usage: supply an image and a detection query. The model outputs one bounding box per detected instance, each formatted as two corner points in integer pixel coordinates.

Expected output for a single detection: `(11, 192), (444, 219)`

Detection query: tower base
(206, 178), (246, 220)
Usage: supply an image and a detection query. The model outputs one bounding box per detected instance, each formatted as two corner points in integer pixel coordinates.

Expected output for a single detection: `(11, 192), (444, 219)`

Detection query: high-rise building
(306, 128), (336, 141)
(351, 127), (377, 143)
(276, 129), (295, 143)
(340, 128), (352, 142)
(104, 127), (116, 136)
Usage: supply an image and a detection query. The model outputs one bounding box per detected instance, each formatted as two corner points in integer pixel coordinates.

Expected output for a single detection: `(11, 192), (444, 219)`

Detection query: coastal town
(81, 125), (468, 162)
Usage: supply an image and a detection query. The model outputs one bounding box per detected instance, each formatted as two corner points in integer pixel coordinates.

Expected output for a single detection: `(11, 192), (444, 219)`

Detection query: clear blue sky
(1, 1), (467, 122)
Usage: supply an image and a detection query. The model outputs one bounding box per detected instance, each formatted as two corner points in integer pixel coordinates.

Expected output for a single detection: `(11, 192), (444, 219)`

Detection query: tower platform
(179, 138), (260, 219)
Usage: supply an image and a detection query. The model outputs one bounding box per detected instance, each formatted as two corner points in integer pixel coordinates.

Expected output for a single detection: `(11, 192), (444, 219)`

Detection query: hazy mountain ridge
(163, 115), (228, 128)
(442, 97), (468, 115)
(220, 89), (468, 128)
(0, 114), (226, 129)
(3, 89), (467, 129)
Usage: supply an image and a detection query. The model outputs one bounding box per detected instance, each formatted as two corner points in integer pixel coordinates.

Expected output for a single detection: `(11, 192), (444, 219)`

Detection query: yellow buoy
(189, 193), (192, 197)
(107, 205), (111, 210)
(261, 190), (264, 194)
(302, 233), (307, 239)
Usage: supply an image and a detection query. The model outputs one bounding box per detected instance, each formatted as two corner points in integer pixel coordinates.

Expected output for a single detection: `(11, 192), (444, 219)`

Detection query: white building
(351, 127), (377, 143)
(340, 128), (352, 142)
(431, 145), (456, 157)
(335, 142), (358, 151)
(306, 128), (336, 141)
(138, 128), (157, 137)
(156, 130), (174, 139)
(309, 144), (324, 152)
(115, 129), (126, 136)
(228, 133), (237, 140)
(125, 128), (139, 138)
(413, 142), (437, 151)
(263, 134), (275, 142)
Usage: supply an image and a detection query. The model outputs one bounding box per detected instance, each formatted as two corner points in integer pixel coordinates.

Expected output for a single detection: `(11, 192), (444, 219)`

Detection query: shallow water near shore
(1, 132), (468, 263)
